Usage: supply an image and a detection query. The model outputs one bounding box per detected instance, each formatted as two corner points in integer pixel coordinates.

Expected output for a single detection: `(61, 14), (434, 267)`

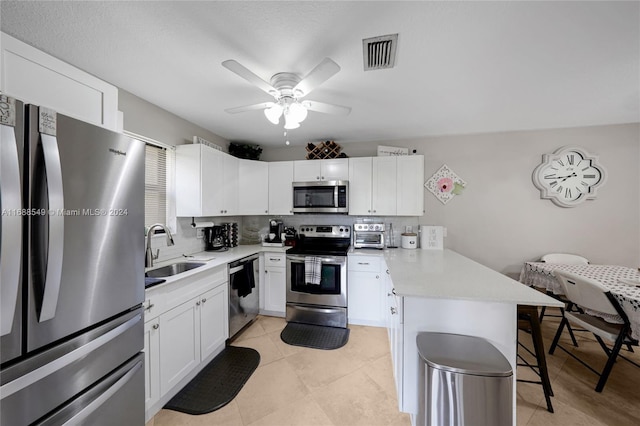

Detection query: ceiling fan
(222, 58), (351, 130)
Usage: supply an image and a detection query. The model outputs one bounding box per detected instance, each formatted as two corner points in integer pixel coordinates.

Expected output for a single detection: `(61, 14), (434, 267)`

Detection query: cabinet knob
(270, 258), (280, 262)
(373, 210), (376, 213)
(221, 210), (224, 213)
(321, 176), (325, 180)
(196, 301), (201, 306)
(152, 324), (159, 330)
(202, 298), (207, 303)
(265, 210), (268, 213)
(145, 303), (154, 311)
(367, 210), (371, 213)
(390, 307), (397, 315)
(376, 275), (379, 279)
(265, 270), (268, 273)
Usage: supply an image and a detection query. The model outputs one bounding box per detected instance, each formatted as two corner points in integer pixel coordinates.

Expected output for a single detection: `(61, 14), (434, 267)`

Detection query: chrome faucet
(145, 223), (175, 268)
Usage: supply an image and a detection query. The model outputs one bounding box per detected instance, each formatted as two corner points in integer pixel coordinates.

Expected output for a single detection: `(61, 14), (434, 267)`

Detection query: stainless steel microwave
(292, 181), (348, 214)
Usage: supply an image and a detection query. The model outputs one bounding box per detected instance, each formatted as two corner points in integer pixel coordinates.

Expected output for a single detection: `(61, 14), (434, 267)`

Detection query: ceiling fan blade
(293, 58), (341, 97)
(224, 102), (275, 114)
(302, 100), (351, 115)
(222, 60), (278, 96)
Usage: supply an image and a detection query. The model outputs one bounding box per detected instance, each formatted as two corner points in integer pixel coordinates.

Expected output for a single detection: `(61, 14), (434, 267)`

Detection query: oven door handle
(287, 254), (346, 265)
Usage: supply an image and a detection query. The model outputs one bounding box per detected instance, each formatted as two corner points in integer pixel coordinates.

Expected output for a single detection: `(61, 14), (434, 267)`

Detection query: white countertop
(145, 245), (290, 289)
(350, 248), (562, 307)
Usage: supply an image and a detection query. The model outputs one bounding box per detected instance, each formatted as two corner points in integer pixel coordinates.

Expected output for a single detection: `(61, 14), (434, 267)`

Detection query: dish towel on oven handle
(305, 256), (322, 285)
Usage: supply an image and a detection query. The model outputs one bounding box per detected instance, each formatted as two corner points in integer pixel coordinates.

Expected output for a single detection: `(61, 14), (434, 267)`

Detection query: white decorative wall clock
(425, 164), (466, 205)
(532, 146), (606, 208)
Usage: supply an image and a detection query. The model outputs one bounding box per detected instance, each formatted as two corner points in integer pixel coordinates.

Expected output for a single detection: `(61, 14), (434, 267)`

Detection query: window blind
(144, 144), (167, 228)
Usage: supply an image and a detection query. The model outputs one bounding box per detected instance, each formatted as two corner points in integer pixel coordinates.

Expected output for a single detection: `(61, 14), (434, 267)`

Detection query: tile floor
(147, 312), (640, 426)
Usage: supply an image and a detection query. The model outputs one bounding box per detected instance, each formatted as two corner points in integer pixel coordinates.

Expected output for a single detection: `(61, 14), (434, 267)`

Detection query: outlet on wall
(196, 228), (204, 239)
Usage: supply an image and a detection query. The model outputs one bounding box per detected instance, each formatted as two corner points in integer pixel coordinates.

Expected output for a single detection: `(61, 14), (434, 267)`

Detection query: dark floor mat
(280, 322), (350, 350)
(164, 346), (260, 415)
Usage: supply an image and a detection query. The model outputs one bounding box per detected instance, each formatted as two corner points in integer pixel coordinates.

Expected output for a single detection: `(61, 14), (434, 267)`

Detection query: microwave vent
(363, 34), (398, 71)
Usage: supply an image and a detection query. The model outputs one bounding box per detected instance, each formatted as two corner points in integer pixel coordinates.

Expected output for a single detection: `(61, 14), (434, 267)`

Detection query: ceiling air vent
(362, 33), (398, 71)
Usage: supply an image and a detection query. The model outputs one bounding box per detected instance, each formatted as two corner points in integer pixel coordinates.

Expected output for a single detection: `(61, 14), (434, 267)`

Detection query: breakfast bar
(378, 249), (563, 425)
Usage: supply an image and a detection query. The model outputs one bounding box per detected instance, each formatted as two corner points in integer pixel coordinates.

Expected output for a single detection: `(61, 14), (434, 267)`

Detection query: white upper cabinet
(176, 144), (238, 217)
(1, 33), (119, 131)
(268, 161), (294, 215)
(348, 155), (424, 216)
(294, 158), (349, 182)
(349, 157), (396, 215)
(239, 159), (269, 215)
(396, 156), (424, 216)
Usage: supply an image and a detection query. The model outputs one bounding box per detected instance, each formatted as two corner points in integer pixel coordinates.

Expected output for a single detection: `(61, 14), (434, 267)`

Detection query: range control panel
(298, 225), (351, 238)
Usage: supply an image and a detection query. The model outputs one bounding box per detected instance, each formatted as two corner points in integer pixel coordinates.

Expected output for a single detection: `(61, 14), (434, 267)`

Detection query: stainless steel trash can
(417, 332), (513, 426)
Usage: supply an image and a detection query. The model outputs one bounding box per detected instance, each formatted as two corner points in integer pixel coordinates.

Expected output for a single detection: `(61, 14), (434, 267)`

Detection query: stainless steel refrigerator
(1, 95), (145, 425)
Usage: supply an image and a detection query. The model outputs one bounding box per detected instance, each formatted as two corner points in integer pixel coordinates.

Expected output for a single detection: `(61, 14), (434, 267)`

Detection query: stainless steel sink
(145, 262), (205, 278)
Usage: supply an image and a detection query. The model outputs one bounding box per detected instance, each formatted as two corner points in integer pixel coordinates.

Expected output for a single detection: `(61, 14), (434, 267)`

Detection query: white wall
(262, 123), (640, 274)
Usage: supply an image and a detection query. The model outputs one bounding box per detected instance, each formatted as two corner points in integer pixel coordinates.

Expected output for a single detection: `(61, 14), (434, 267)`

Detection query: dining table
(519, 262), (640, 339)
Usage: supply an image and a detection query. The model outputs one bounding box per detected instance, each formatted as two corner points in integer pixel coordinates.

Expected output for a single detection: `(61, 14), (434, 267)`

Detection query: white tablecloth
(519, 262), (640, 339)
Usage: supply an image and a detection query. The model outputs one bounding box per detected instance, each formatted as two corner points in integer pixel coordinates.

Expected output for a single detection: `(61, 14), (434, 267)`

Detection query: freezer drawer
(37, 353), (144, 426)
(0, 309), (143, 425)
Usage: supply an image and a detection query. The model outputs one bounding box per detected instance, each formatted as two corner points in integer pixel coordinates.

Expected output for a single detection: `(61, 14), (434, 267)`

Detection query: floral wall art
(425, 164), (466, 204)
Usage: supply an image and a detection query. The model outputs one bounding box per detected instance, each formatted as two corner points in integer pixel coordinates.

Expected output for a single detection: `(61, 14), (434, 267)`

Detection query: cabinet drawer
(348, 256), (381, 273)
(264, 253), (286, 268)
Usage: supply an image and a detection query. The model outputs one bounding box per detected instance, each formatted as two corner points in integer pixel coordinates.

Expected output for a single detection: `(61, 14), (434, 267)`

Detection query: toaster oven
(353, 223), (385, 249)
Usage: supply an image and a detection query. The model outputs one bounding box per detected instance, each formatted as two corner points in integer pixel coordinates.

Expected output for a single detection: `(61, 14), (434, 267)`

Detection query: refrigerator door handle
(60, 359), (143, 426)
(39, 133), (64, 322)
(0, 124), (23, 336)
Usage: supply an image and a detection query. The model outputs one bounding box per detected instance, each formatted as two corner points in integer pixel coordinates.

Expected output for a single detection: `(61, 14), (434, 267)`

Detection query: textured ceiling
(1, 1), (638, 147)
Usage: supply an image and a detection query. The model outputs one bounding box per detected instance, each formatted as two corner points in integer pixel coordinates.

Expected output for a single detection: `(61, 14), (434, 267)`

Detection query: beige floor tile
(311, 369), (409, 426)
(257, 315), (287, 333)
(233, 319), (267, 343)
(153, 401), (243, 426)
(285, 344), (365, 391)
(362, 354), (397, 400)
(339, 325), (390, 363)
(526, 398), (608, 426)
(231, 333), (284, 367)
(234, 358), (309, 425)
(246, 395), (335, 426)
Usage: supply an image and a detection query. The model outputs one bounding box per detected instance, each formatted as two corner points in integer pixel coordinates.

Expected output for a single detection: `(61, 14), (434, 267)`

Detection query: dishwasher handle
(228, 254), (259, 272)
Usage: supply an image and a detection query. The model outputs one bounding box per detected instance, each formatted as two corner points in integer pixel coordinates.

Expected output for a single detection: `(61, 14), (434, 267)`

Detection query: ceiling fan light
(288, 102), (308, 123)
(284, 114), (300, 130)
(264, 104), (283, 125)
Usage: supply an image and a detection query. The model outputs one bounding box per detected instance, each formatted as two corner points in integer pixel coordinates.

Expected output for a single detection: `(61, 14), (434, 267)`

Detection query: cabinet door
(1, 33), (119, 130)
(268, 161), (294, 215)
(348, 157), (373, 215)
(293, 160), (321, 182)
(396, 155), (424, 216)
(348, 271), (383, 326)
(321, 159), (349, 181)
(239, 159), (269, 215)
(199, 286), (229, 361)
(159, 299), (200, 395)
(144, 319), (160, 412)
(222, 154), (239, 215)
(201, 146), (225, 216)
(372, 157), (397, 215)
(264, 267), (286, 314)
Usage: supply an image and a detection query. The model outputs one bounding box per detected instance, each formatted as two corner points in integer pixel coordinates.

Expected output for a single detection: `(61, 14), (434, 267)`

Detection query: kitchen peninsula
(350, 248), (563, 425)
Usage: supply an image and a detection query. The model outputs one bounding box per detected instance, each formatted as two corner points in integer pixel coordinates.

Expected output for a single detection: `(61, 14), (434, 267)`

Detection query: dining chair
(517, 305), (554, 412)
(548, 270), (639, 392)
(538, 253), (589, 332)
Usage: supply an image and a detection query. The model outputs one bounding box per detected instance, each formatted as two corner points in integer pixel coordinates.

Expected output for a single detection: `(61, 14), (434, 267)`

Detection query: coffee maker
(204, 226), (226, 251)
(267, 219), (284, 243)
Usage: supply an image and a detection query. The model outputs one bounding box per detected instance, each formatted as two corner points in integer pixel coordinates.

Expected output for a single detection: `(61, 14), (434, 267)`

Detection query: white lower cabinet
(262, 252), (286, 315)
(347, 255), (384, 326)
(384, 263), (404, 410)
(144, 265), (229, 421)
(143, 318), (160, 413)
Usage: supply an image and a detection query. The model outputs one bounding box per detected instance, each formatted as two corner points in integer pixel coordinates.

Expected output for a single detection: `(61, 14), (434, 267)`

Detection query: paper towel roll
(191, 221), (214, 228)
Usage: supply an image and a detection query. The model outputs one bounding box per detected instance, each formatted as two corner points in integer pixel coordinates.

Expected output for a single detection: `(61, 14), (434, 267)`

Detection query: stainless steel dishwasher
(228, 254), (260, 339)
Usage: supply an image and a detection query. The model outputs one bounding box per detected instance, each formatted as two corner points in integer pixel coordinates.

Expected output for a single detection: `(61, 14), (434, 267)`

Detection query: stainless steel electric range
(285, 225), (351, 328)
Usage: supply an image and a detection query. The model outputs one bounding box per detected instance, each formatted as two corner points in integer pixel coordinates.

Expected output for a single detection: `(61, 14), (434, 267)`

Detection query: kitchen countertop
(350, 248), (562, 307)
(145, 245), (290, 290)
